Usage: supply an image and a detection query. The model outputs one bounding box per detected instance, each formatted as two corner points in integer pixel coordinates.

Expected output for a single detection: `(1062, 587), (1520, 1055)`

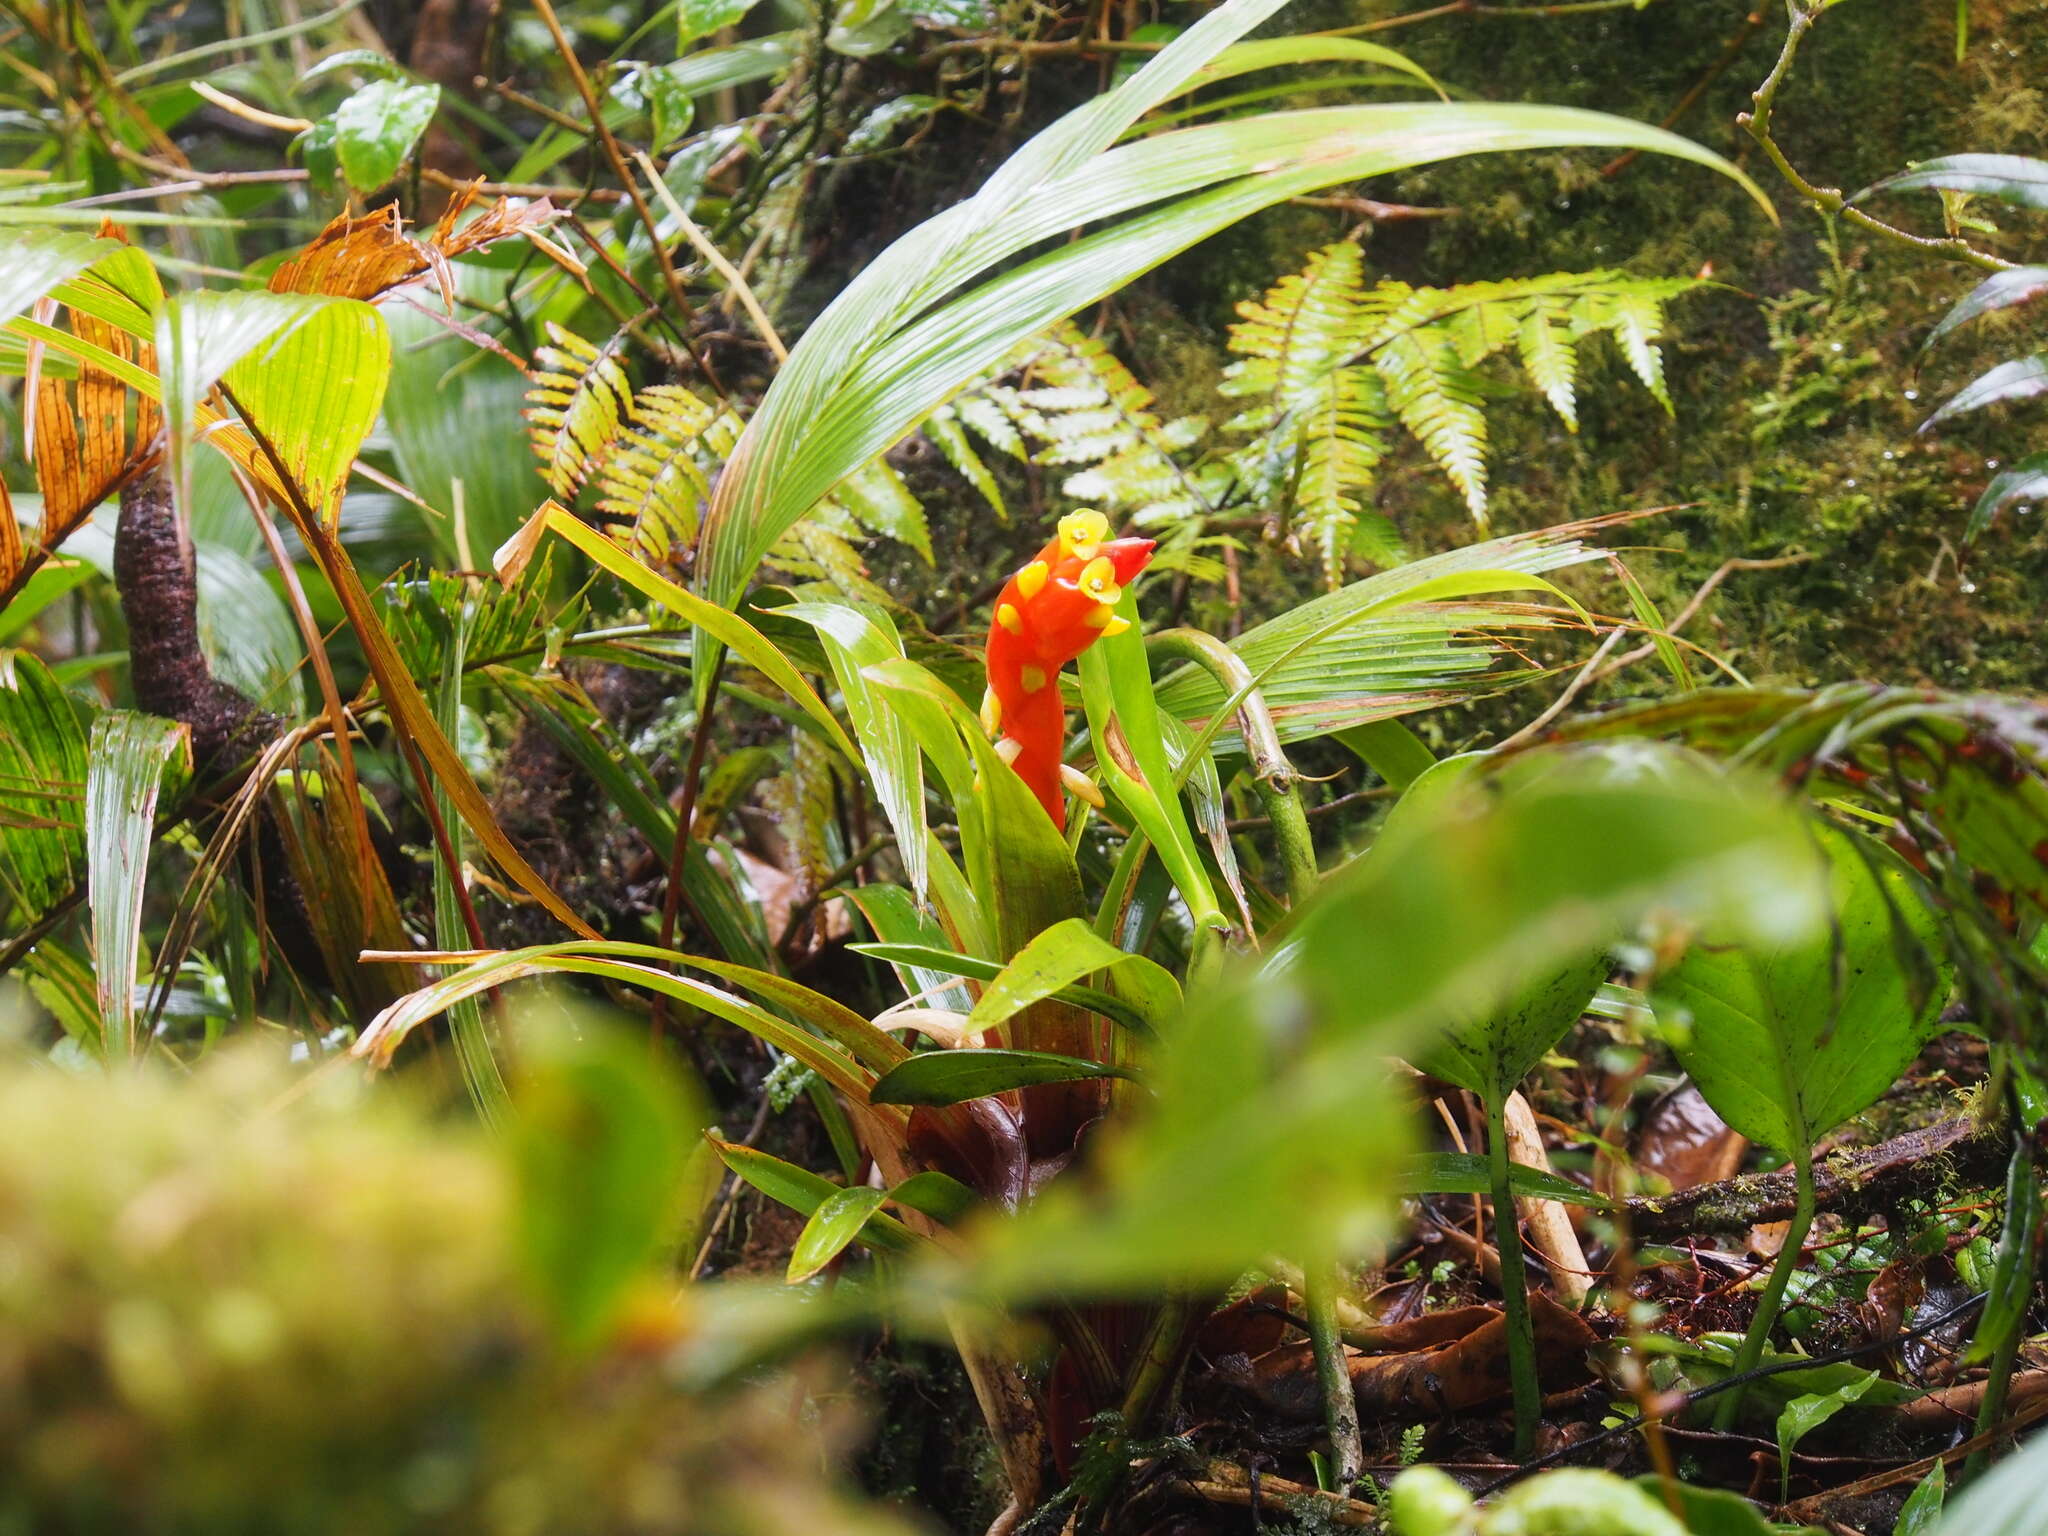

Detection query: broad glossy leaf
(887, 1169), (977, 1224)
(195, 541), (304, 711)
(1857, 152), (2048, 210)
(680, 0), (760, 46)
(1924, 265), (2048, 353)
(155, 290), (331, 521)
(960, 742), (1818, 1300)
(964, 916), (1179, 1033)
(1341, 751), (1608, 1102)
(1657, 824), (1947, 1160)
(1628, 1479), (1777, 1536)
(86, 712), (189, 1058)
(1921, 354), (2048, 432)
(869, 1047), (1133, 1107)
(1932, 1427), (2048, 1535)
(1335, 717), (1436, 790)
(1399, 1150), (1613, 1210)
(222, 297), (389, 525)
(1775, 1371), (1875, 1501)
(1897, 1461), (1946, 1536)
(510, 1014), (698, 1348)
(708, 1136), (921, 1254)
(333, 79), (441, 192)
(788, 1185), (888, 1281)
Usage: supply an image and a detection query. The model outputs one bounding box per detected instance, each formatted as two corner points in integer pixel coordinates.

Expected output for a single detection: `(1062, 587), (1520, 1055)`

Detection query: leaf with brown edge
(0, 482), (21, 593)
(32, 304), (150, 546)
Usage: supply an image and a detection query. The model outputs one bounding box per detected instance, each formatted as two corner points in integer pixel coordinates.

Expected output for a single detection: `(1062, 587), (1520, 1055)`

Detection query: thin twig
(1739, 1), (2012, 272)
(1497, 625), (1628, 751)
(653, 654), (726, 1050)
(528, 0), (706, 337)
(1586, 553), (1813, 685)
(633, 149), (787, 361)
(112, 0), (367, 84)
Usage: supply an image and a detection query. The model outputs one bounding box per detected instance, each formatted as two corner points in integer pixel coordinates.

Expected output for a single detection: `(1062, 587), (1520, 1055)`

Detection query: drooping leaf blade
(85, 711), (189, 1058)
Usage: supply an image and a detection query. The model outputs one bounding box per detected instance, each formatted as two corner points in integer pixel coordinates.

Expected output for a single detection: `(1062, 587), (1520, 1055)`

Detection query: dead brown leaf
(268, 184), (559, 304)
(1221, 1293), (1600, 1422)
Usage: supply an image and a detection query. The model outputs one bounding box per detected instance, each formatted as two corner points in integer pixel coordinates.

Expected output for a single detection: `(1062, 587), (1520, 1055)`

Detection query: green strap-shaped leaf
(869, 1047), (1134, 1107)
(708, 1136), (921, 1254)
(502, 502), (858, 763)
(781, 601), (930, 901)
(964, 916), (1179, 1033)
(359, 943), (889, 1106)
(850, 940), (1155, 1036)
(1397, 1151), (1613, 1210)
(86, 711), (189, 1058)
(788, 1186), (888, 1282)
(1079, 592), (1225, 937)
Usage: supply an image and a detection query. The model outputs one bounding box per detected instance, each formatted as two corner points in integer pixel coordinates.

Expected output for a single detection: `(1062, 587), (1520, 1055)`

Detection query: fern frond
(767, 508), (893, 604)
(1515, 300), (1580, 427)
(525, 322), (633, 499)
(827, 458), (933, 564)
(595, 383), (732, 570)
(921, 407), (1008, 522)
(950, 323), (1214, 526)
(1291, 364), (1394, 583)
(1373, 328), (1490, 522)
(1220, 240), (1368, 427)
(1575, 286), (1681, 410)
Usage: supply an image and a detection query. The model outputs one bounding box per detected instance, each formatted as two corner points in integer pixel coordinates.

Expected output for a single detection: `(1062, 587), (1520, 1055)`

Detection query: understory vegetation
(5, 0), (2048, 1532)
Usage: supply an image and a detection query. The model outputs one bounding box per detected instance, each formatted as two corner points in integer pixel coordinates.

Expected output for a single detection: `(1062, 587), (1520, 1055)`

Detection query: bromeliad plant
(0, 0), (1787, 1508)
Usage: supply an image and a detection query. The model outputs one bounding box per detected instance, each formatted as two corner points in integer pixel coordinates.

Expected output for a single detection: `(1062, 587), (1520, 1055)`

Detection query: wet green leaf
(869, 1047), (1133, 1107)
(332, 79), (440, 192)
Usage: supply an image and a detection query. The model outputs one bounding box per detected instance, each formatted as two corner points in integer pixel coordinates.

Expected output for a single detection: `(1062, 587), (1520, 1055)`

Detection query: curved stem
(1145, 628), (1317, 906)
(1712, 1149), (1817, 1431)
(1488, 1090), (1543, 1459)
(1740, 0), (2012, 273)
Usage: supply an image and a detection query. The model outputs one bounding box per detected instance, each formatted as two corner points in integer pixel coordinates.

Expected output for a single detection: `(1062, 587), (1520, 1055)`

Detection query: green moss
(0, 1046), (907, 1536)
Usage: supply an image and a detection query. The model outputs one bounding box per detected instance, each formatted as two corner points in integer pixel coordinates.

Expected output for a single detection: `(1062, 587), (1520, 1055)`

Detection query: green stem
(1146, 628), (1317, 906)
(1712, 1149), (1817, 1431)
(1305, 1263), (1363, 1489)
(1488, 1091), (1543, 1459)
(1965, 1130), (2038, 1480)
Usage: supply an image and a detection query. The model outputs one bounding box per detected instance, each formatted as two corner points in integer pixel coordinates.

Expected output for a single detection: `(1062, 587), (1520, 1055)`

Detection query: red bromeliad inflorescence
(983, 510), (1155, 824)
